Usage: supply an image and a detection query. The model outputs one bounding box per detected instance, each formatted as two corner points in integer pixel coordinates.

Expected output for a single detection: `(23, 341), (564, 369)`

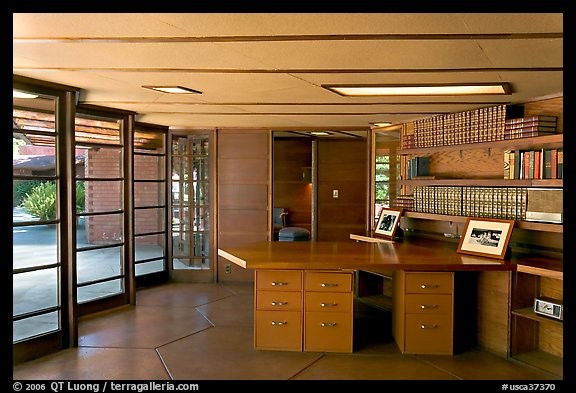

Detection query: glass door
(170, 132), (214, 282)
(133, 123), (169, 287)
(13, 77), (78, 363)
(74, 107), (133, 315)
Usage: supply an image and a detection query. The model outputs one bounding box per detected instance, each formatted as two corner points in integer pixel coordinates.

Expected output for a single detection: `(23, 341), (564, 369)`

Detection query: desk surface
(218, 239), (548, 272)
(218, 237), (561, 274)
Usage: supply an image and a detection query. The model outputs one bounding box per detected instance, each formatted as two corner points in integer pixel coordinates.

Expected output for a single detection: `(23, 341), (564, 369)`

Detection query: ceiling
(12, 13), (563, 138)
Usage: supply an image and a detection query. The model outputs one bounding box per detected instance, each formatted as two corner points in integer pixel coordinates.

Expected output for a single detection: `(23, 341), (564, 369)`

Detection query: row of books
(392, 195), (415, 210)
(406, 157), (430, 179)
(503, 149), (563, 180)
(412, 186), (528, 220)
(405, 104), (508, 148)
(504, 115), (558, 140)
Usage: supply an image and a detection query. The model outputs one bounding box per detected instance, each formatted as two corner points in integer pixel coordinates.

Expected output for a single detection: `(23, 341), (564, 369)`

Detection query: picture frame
(457, 218), (515, 259)
(374, 207), (403, 240)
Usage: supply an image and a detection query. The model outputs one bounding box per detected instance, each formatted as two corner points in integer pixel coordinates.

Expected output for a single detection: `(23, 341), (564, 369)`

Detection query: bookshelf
(397, 97), (563, 377)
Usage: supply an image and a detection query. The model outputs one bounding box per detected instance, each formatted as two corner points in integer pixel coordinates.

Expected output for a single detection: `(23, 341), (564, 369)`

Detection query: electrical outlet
(225, 264), (232, 274)
(333, 189), (339, 198)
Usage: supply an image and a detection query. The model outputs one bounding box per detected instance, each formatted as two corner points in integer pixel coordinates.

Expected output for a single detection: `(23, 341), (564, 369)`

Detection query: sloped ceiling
(13, 13), (563, 134)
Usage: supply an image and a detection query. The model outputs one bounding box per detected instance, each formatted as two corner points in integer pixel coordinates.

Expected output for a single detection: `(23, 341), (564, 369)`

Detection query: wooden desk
(218, 238), (560, 354)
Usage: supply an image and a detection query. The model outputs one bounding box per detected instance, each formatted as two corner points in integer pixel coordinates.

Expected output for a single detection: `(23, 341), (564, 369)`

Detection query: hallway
(13, 282), (561, 381)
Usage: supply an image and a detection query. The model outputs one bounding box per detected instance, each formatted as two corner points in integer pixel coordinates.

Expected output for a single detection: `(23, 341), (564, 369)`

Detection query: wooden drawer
(405, 272), (453, 294)
(305, 291), (353, 312)
(304, 311), (353, 352)
(257, 290), (302, 311)
(405, 314), (453, 355)
(405, 294), (452, 314)
(305, 272), (352, 292)
(255, 310), (302, 351)
(256, 270), (302, 291)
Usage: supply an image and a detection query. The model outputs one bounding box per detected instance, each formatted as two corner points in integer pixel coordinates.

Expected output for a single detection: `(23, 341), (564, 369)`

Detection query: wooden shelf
(512, 350), (563, 377)
(512, 307), (564, 327)
(402, 211), (563, 233)
(400, 134), (563, 155)
(399, 178), (562, 187)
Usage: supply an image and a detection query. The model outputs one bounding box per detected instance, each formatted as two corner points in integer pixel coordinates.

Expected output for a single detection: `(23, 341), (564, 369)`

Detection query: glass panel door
(74, 109), (130, 312)
(134, 123), (168, 285)
(13, 94), (61, 342)
(171, 134), (212, 273)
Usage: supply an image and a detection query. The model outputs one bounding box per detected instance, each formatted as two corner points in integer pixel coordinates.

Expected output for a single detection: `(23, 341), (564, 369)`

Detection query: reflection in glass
(135, 260), (165, 276)
(77, 279), (123, 304)
(13, 311), (59, 343)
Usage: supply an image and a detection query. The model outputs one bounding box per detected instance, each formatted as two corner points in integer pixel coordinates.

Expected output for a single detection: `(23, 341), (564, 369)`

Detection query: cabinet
(392, 271), (477, 355)
(304, 271), (354, 352)
(254, 269), (354, 353)
(510, 265), (563, 377)
(254, 270), (303, 351)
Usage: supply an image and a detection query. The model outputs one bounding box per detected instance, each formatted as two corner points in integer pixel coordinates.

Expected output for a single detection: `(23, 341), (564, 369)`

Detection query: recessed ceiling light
(370, 122), (393, 127)
(142, 86), (202, 94)
(323, 83), (511, 97)
(13, 90), (38, 99)
(310, 131), (332, 136)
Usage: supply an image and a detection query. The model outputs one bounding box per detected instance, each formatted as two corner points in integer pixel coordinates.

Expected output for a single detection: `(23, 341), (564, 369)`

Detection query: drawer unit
(255, 270), (303, 351)
(257, 290), (302, 311)
(304, 271), (354, 352)
(404, 314), (452, 354)
(255, 310), (303, 351)
(305, 271), (352, 292)
(393, 271), (455, 355)
(256, 270), (302, 291)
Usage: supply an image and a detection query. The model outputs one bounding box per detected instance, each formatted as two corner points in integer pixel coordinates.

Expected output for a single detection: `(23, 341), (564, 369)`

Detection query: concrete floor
(13, 282), (562, 381)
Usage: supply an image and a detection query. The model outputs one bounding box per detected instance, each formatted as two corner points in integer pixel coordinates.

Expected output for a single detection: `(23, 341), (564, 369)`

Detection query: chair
(273, 208), (288, 240)
(273, 207), (310, 242)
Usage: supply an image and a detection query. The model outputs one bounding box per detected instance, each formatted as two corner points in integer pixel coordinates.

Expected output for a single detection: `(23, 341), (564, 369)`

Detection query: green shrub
(76, 182), (85, 212)
(14, 180), (43, 206)
(20, 181), (86, 220)
(21, 182), (57, 220)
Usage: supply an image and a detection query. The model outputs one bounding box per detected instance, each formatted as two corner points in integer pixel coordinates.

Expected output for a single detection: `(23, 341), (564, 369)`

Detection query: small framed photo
(457, 218), (515, 259)
(374, 207), (403, 240)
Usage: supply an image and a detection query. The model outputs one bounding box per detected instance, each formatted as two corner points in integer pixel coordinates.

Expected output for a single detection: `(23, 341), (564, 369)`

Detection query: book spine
(543, 149), (552, 179)
(551, 149), (558, 179)
(504, 150), (511, 179)
(557, 149), (563, 179)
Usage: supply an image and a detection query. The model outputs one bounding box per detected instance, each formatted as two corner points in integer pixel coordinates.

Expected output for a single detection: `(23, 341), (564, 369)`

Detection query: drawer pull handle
(420, 324), (438, 329)
(320, 302), (338, 307)
(271, 281), (288, 286)
(420, 304), (438, 309)
(321, 283), (338, 287)
(420, 284), (439, 289)
(320, 322), (338, 327)
(271, 321), (287, 326)
(271, 301), (287, 306)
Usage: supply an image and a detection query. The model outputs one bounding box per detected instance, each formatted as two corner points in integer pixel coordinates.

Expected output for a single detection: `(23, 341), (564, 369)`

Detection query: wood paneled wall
(217, 129), (271, 282)
(317, 139), (367, 241)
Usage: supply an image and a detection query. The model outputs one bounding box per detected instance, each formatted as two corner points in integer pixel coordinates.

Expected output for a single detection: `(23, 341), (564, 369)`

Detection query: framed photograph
(457, 218), (515, 259)
(374, 207), (403, 240)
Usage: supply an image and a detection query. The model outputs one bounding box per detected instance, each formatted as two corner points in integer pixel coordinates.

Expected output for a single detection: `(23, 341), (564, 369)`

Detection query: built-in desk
(218, 238), (560, 355)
